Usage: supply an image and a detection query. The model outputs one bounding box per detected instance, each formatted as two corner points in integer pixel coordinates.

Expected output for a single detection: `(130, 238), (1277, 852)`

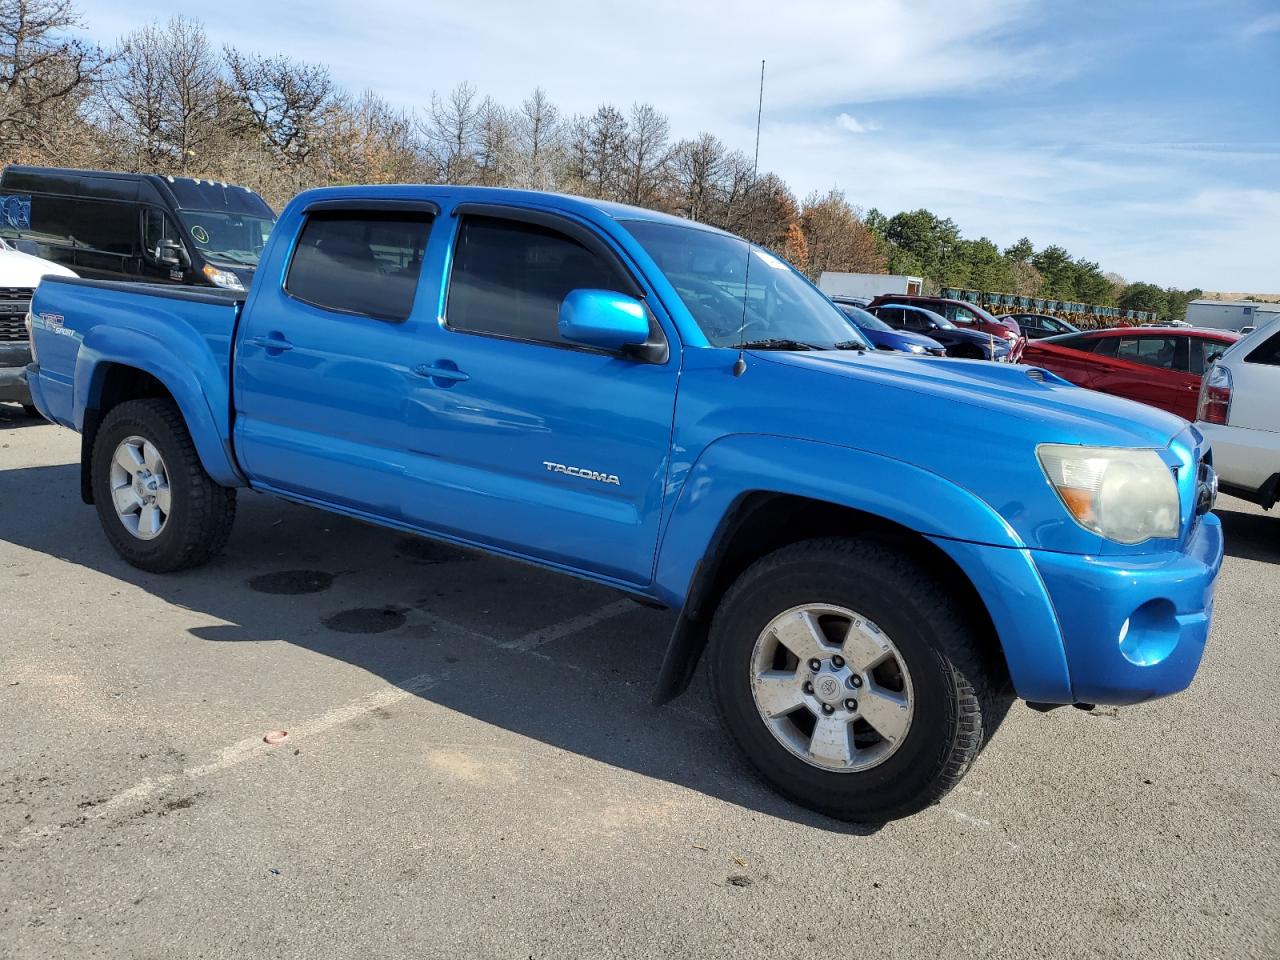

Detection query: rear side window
(1116, 335), (1187, 371)
(1051, 333), (1096, 351)
(1245, 329), (1280, 366)
(285, 211), (432, 322)
(446, 215), (629, 345)
(1091, 336), (1118, 357)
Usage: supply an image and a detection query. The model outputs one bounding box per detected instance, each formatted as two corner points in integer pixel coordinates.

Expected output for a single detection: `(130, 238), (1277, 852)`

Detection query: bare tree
(583, 103), (628, 200)
(511, 86), (561, 191)
(0, 0), (109, 154)
(224, 47), (332, 177)
(669, 133), (725, 223)
(621, 102), (669, 207)
(323, 89), (425, 187)
(474, 96), (514, 187)
(100, 17), (222, 172)
(421, 81), (480, 184)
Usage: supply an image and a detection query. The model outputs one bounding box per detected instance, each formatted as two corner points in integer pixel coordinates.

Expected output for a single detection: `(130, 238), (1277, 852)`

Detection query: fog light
(1118, 599), (1180, 666)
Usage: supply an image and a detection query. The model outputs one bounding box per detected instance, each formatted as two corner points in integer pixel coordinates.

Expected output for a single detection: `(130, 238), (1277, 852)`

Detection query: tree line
(0, 2), (1198, 320)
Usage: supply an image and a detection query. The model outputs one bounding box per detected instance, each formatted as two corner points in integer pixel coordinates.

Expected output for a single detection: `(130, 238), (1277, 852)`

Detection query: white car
(0, 238), (76, 414)
(1196, 313), (1280, 510)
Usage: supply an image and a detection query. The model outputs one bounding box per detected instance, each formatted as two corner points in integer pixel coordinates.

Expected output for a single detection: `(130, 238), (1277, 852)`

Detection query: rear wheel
(92, 398), (236, 572)
(21, 404), (39, 418)
(708, 537), (1010, 822)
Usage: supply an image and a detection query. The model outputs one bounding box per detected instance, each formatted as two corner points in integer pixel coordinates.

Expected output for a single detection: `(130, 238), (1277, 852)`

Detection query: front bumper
(0, 341), (33, 403)
(1030, 513), (1223, 705)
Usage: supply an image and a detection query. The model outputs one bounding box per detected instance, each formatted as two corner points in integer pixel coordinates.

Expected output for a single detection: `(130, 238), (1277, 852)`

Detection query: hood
(0, 248), (76, 286)
(756, 348), (1184, 448)
(948, 325), (1009, 349)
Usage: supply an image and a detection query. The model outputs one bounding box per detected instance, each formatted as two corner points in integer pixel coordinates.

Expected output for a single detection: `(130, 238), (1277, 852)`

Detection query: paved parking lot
(2, 410), (1278, 959)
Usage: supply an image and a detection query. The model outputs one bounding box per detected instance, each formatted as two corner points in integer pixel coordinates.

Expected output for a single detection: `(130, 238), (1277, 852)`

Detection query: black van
(0, 166), (276, 291)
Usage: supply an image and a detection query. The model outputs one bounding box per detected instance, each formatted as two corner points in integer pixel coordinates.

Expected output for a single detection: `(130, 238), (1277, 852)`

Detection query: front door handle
(246, 333), (293, 354)
(413, 361), (469, 384)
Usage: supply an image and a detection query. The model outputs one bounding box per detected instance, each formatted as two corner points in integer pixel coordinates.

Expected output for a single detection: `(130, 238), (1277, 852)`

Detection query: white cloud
(835, 113), (879, 134)
(1241, 12), (1280, 39)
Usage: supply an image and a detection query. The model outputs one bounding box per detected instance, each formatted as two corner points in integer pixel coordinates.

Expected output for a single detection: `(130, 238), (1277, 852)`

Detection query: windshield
(178, 211), (275, 267)
(622, 220), (870, 349)
(837, 303), (893, 332)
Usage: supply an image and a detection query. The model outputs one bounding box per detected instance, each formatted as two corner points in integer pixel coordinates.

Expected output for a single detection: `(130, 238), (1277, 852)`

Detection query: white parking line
(12, 598), (650, 846)
(499, 598), (636, 652)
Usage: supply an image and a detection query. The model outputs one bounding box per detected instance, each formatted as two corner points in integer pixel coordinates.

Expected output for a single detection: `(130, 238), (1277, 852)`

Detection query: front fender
(76, 325), (243, 487)
(653, 433), (1025, 608)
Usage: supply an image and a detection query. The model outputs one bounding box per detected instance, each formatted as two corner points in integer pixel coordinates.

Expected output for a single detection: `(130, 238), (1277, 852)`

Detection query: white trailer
(1186, 299), (1280, 332)
(818, 272), (923, 301)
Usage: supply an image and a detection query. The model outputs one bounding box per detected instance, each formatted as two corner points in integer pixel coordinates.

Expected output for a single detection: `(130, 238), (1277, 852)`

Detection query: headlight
(202, 264), (245, 291)
(1037, 444), (1179, 544)
(906, 344), (926, 354)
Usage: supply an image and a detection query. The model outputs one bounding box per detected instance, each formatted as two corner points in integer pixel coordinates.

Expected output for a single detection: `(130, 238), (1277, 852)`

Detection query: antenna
(733, 58), (766, 378)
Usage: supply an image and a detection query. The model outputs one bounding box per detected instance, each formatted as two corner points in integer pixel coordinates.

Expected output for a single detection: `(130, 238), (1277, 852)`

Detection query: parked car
(866, 303), (1012, 361)
(0, 166), (276, 291)
(1022, 327), (1238, 420)
(1197, 315), (1280, 510)
(832, 299), (944, 355)
(0, 236), (76, 415)
(866, 293), (1022, 344)
(26, 185), (1223, 823)
(1000, 312), (1079, 340)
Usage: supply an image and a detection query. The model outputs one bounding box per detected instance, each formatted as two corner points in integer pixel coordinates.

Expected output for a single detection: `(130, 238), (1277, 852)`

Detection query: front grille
(0, 287), (33, 341)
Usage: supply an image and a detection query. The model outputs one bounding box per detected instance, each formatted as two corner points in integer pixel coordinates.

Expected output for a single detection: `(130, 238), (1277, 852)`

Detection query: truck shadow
(0, 461), (882, 835)
(1216, 505), (1280, 564)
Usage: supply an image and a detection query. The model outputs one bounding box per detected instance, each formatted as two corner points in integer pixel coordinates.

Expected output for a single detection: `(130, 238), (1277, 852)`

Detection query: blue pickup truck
(25, 185), (1224, 822)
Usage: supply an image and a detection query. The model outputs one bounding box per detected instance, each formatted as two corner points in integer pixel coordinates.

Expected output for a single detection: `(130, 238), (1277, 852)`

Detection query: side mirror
(12, 238), (40, 256)
(559, 289), (650, 353)
(154, 239), (188, 269)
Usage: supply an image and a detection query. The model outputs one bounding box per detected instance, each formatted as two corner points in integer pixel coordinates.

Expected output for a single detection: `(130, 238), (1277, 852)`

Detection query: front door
(399, 208), (679, 585)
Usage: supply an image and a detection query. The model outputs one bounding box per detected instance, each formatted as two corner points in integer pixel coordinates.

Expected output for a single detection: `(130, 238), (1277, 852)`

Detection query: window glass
(1116, 336), (1179, 370)
(947, 306), (977, 325)
(1245, 329), (1280, 366)
(1051, 333), (1095, 351)
(902, 311), (928, 332)
(448, 215), (628, 344)
(285, 210), (432, 322)
(60, 199), (136, 254)
(143, 208), (183, 257)
(1091, 336), (1118, 357)
(874, 307), (902, 326)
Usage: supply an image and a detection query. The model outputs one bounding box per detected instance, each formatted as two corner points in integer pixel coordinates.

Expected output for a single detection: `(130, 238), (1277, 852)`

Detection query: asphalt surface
(2, 406), (1278, 959)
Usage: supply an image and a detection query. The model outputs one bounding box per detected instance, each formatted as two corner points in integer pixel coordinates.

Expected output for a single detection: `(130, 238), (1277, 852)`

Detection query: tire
(92, 398), (236, 572)
(707, 537), (1011, 823)
(21, 404), (39, 418)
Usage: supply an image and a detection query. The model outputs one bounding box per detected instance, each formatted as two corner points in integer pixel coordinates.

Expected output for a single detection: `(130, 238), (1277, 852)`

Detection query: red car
(1022, 326), (1239, 420)
(865, 294), (1022, 344)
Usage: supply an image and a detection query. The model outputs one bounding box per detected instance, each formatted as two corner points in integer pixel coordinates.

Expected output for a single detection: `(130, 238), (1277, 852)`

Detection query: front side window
(285, 210), (432, 322)
(143, 208), (184, 258)
(948, 306), (978, 325)
(447, 215), (629, 345)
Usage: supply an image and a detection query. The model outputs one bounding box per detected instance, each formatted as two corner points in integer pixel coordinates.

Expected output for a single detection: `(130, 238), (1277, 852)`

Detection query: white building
(1186, 299), (1280, 331)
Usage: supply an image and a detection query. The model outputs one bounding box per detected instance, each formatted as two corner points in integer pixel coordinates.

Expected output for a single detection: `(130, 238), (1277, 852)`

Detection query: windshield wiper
(831, 340), (868, 352)
(736, 338), (821, 351)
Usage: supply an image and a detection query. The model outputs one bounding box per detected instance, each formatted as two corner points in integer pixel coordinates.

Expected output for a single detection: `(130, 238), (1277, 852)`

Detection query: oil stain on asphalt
(322, 607), (407, 634)
(247, 570), (336, 595)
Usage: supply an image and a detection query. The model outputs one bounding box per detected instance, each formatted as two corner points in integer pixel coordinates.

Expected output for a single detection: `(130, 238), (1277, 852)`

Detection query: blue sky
(82, 0), (1280, 291)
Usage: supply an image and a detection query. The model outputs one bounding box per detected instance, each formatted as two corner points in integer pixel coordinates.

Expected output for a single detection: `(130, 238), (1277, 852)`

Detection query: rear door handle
(413, 362), (469, 384)
(246, 333), (293, 353)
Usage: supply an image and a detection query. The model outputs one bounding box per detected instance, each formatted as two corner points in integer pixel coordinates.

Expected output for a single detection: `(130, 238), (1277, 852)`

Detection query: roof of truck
(289, 183), (728, 234)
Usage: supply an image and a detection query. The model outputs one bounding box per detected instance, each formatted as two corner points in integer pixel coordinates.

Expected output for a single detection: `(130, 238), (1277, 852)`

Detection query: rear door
(398, 206), (679, 584)
(1025, 333), (1105, 386)
(233, 201), (438, 516)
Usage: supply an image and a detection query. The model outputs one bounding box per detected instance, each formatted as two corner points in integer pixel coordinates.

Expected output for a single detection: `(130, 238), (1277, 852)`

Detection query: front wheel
(708, 537), (1010, 822)
(92, 398), (236, 572)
